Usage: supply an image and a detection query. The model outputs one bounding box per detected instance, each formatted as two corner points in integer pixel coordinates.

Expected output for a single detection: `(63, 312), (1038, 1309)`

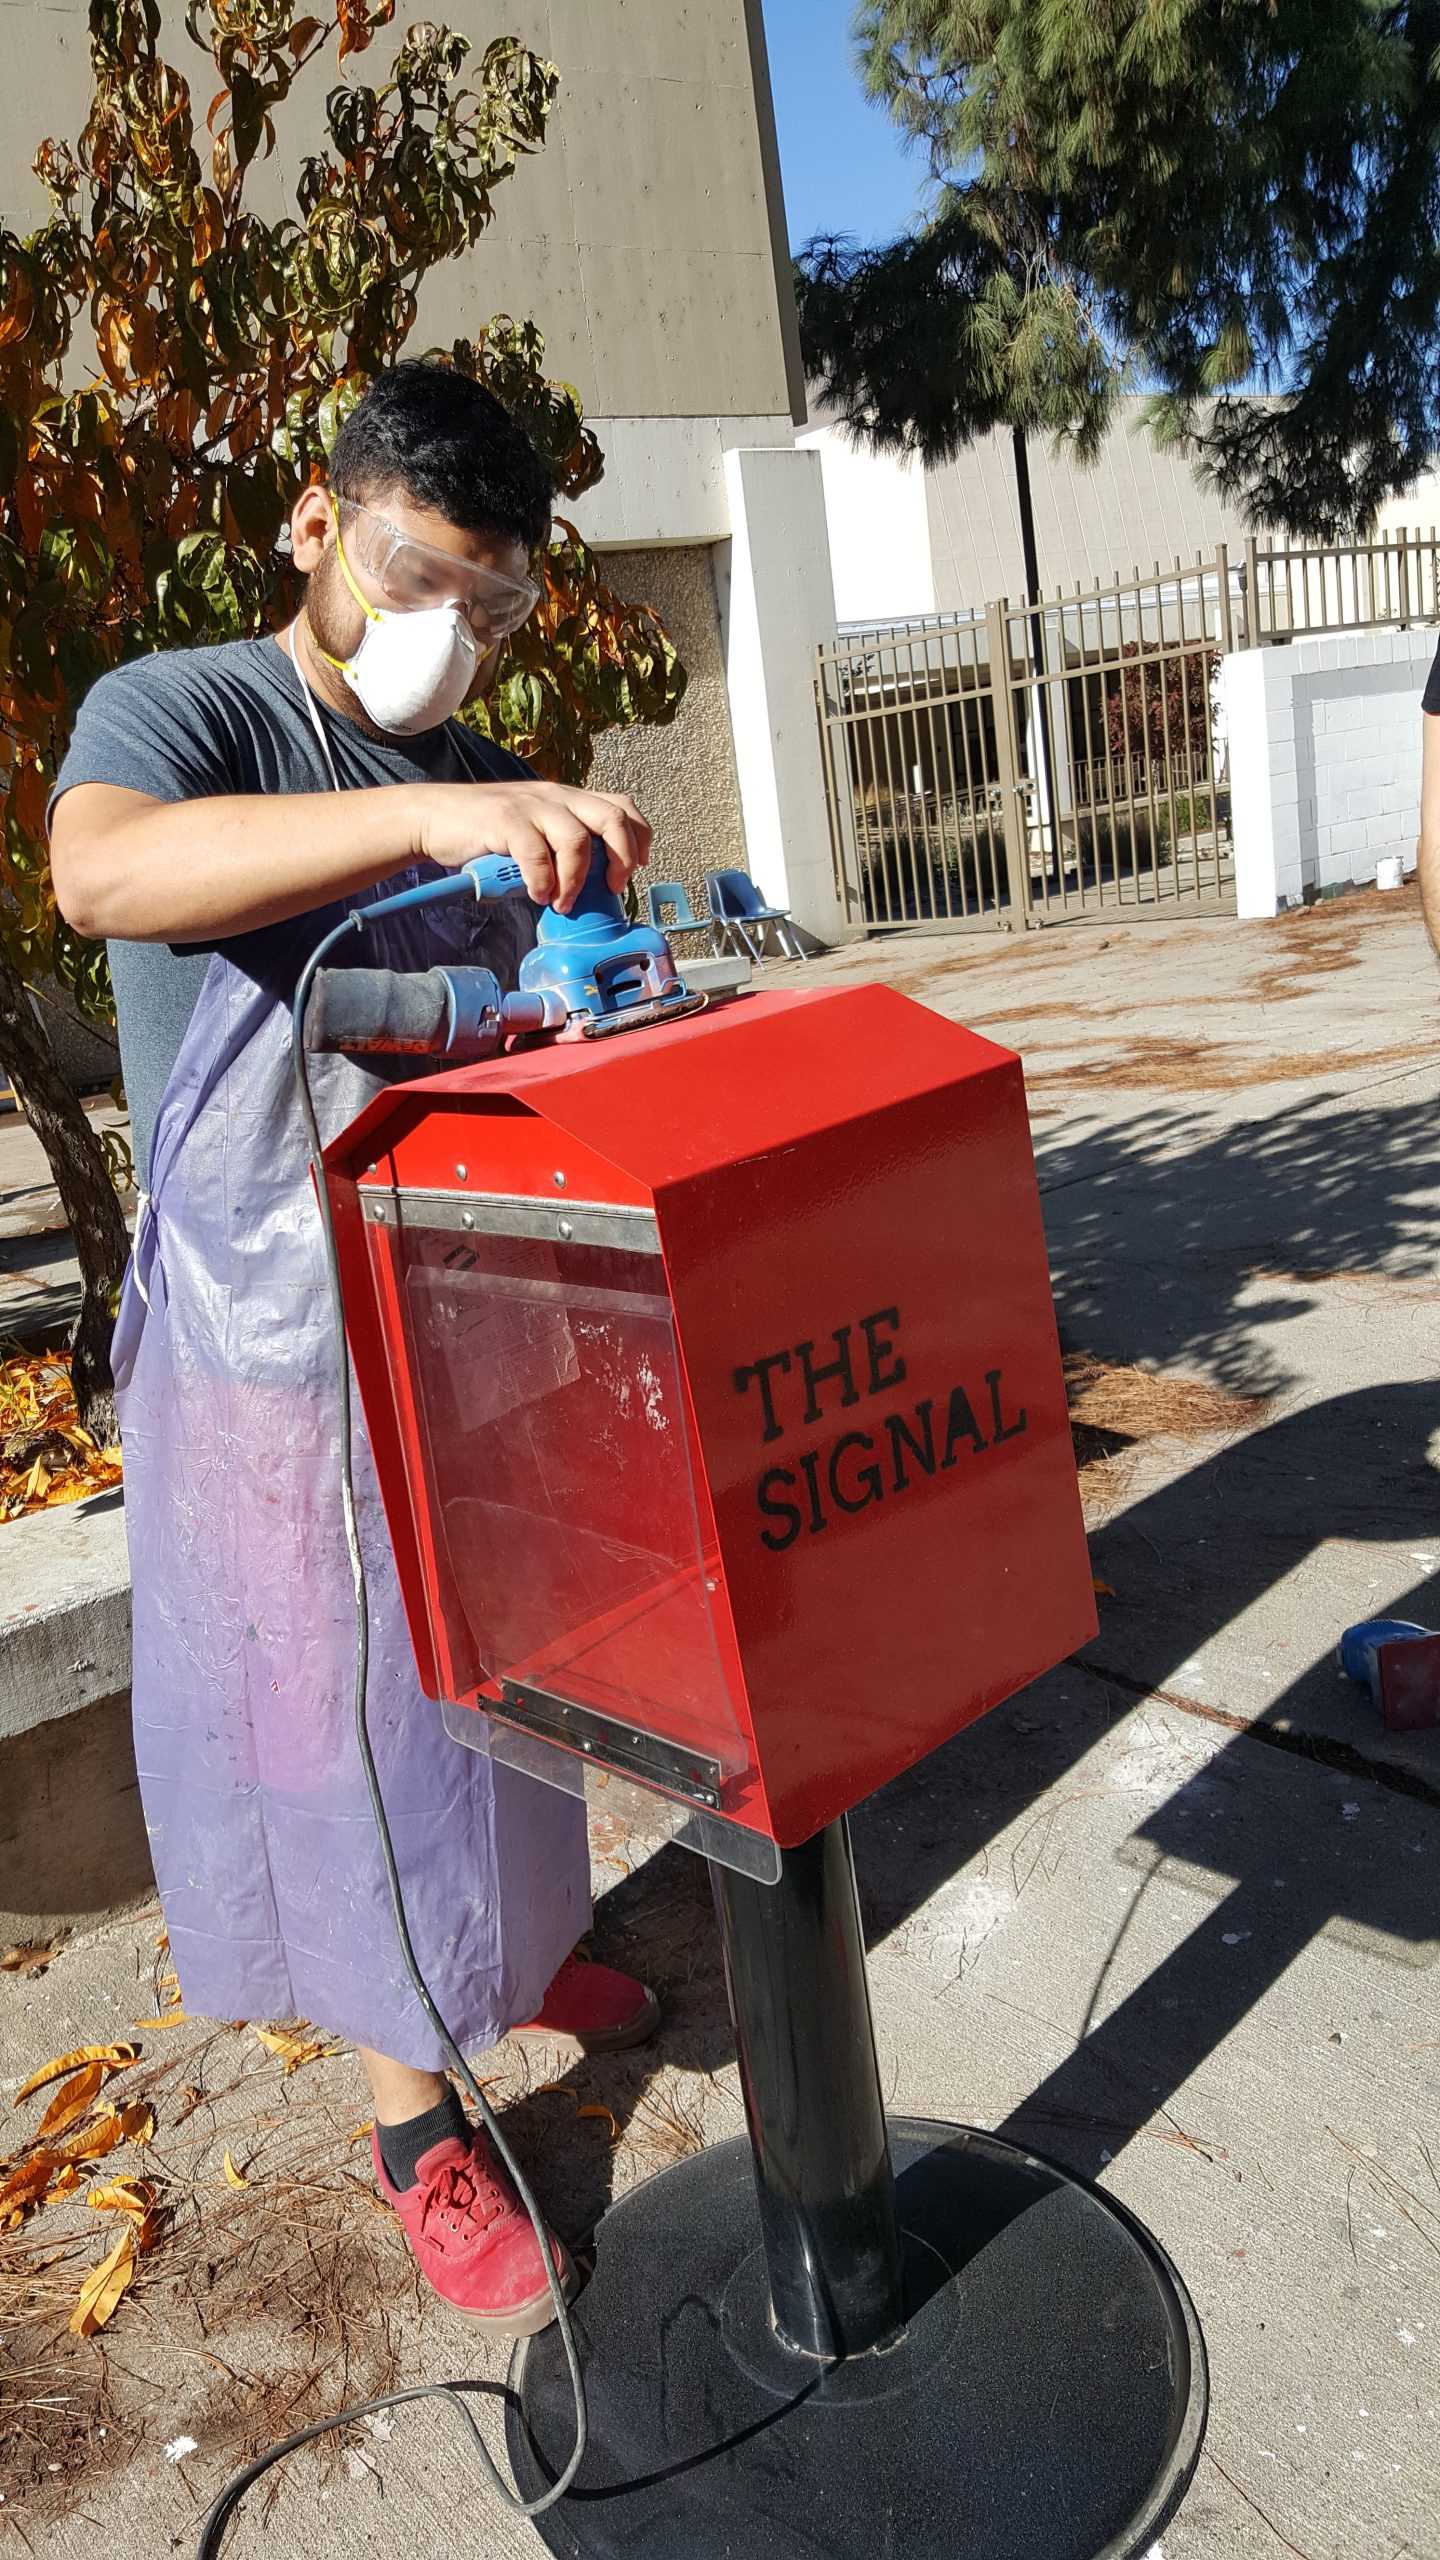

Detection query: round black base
(507, 2118), (1208, 2560)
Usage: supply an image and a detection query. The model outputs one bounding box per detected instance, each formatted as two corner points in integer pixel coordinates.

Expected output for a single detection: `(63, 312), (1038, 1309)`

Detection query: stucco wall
(585, 545), (747, 919)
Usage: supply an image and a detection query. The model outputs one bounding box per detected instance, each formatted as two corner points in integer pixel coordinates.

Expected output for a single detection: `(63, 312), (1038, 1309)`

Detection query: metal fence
(1241, 527), (1440, 644)
(817, 529), (1440, 933)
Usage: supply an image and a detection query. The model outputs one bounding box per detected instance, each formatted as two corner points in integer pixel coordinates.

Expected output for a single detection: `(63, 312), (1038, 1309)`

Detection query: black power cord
(194, 904), (588, 2555)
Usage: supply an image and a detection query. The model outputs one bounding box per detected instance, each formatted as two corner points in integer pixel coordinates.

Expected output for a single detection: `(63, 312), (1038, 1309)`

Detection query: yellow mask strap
(313, 493), (382, 670)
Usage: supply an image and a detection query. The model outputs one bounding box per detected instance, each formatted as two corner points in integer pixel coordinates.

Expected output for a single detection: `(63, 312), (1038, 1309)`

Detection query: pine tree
(794, 17), (1120, 645)
(809, 0), (1440, 538)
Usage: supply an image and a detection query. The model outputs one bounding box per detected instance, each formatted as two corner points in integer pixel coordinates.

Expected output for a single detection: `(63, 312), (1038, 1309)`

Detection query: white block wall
(1218, 628), (1433, 916)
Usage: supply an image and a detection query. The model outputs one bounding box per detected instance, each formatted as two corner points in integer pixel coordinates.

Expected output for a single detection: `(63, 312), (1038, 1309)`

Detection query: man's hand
(414, 779), (651, 914)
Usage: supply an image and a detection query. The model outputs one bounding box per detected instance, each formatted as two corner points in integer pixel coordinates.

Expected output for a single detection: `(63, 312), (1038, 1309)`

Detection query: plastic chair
(643, 880), (717, 948)
(705, 869), (806, 964)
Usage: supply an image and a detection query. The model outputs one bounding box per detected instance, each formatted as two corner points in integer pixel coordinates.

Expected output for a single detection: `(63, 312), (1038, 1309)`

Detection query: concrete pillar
(717, 445), (855, 945)
(1216, 646), (1298, 917)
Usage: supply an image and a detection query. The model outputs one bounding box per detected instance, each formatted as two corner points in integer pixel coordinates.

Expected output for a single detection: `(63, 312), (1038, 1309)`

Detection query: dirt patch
(1065, 1352), (1271, 1521)
(0, 2027), (411, 2525)
(964, 998), (1116, 1030)
(849, 930), (1124, 1007)
(1248, 881), (1421, 1009)
(1065, 1354), (1269, 1444)
(1248, 910), (1368, 1007)
(1029, 1033), (1434, 1092)
(0, 1908), (728, 2541)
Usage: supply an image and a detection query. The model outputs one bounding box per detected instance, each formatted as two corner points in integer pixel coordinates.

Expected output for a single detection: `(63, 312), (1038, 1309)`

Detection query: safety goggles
(333, 495), (542, 639)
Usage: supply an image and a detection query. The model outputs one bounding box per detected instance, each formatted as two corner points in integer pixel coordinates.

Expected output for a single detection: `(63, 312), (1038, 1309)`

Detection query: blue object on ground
(1338, 1617), (1436, 1705)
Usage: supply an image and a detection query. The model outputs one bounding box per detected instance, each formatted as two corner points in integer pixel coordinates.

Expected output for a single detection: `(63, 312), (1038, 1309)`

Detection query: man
(49, 361), (662, 2337)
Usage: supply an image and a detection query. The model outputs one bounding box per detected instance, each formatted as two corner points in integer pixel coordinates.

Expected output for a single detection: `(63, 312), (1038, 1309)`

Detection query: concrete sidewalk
(0, 1094), (132, 1343)
(3, 884), (1439, 2559)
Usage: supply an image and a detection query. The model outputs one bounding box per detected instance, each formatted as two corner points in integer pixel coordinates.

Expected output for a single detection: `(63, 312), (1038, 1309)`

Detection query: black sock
(377, 2085), (468, 2191)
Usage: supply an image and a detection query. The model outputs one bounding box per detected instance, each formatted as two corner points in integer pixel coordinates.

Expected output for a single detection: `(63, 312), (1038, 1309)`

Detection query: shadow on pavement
(1036, 1073), (1440, 1391)
(570, 1385), (1440, 2215)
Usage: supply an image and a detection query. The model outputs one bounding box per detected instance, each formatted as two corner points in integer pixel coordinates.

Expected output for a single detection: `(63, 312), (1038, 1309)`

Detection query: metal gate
(817, 561), (1238, 932)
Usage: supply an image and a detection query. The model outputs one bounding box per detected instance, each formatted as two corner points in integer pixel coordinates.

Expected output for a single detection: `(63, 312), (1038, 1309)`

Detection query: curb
(0, 1490), (132, 1745)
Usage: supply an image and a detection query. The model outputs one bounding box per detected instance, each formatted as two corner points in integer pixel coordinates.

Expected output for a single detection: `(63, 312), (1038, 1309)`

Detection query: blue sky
(764, 0), (928, 251)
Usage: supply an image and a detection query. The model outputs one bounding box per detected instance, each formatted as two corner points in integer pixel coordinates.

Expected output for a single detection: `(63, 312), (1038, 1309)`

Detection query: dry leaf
(346, 2119), (375, 2146)
(577, 2103), (620, 2141)
(70, 2225), (137, 2337)
(54, 2101), (153, 2165)
(155, 1930), (170, 1952)
(52, 2163), (80, 2197)
(252, 2025), (330, 2072)
(0, 2152), (58, 2213)
(24, 1456), (49, 1501)
(1, 1942), (59, 1976)
(52, 2117), (125, 2166)
(221, 2150), (249, 2190)
(89, 2176), (155, 2222)
(15, 2042), (139, 2103)
(37, 2061), (105, 2139)
(132, 2011), (189, 2030)
(1092, 1576), (1117, 1598)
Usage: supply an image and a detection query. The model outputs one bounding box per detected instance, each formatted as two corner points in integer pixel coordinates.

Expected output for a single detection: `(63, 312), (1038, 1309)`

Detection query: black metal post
(1012, 424), (1063, 887)
(711, 1817), (905, 2361)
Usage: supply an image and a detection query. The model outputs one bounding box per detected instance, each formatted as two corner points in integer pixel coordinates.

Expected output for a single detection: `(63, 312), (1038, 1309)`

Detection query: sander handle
(304, 964), (503, 1058)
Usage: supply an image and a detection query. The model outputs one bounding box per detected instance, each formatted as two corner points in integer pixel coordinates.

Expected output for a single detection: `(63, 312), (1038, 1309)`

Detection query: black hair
(329, 360), (553, 552)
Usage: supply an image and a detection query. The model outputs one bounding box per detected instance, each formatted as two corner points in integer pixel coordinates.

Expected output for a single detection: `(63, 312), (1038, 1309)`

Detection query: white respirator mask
(316, 503), (480, 737)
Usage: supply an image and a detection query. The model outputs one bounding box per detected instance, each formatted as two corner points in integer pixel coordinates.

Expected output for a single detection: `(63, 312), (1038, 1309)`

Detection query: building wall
(586, 544), (747, 915)
(925, 405), (1253, 611)
(0, 0), (800, 442)
(1219, 628), (1429, 915)
(1375, 472), (1440, 546)
(1, 0), (844, 993)
(794, 427), (935, 626)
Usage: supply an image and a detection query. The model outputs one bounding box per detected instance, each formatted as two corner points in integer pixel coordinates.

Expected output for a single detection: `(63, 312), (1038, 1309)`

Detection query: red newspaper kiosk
(323, 916), (1207, 2560)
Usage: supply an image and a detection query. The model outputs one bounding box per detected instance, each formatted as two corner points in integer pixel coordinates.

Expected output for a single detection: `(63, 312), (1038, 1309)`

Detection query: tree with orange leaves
(0, 0), (685, 1435)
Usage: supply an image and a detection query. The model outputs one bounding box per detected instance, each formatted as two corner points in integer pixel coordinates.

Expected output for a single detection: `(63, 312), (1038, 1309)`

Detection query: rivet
(557, 1218), (574, 1240)
(553, 1170), (567, 1188)
(461, 1211), (475, 1229)
(455, 1163), (467, 1179)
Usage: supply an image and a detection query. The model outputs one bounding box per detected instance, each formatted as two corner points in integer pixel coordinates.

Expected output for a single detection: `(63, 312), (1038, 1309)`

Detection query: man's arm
(1420, 713), (1440, 959)
(50, 773), (649, 943)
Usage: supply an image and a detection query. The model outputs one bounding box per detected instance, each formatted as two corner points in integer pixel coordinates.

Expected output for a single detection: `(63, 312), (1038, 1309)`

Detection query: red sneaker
(510, 1952), (661, 2053)
(372, 2126), (573, 2335)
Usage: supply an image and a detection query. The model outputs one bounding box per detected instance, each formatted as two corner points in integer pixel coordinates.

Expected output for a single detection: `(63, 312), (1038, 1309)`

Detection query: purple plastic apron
(111, 640), (590, 2067)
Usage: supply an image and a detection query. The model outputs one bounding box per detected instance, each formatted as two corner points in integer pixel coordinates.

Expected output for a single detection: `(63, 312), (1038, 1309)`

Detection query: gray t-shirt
(51, 636), (530, 1183)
